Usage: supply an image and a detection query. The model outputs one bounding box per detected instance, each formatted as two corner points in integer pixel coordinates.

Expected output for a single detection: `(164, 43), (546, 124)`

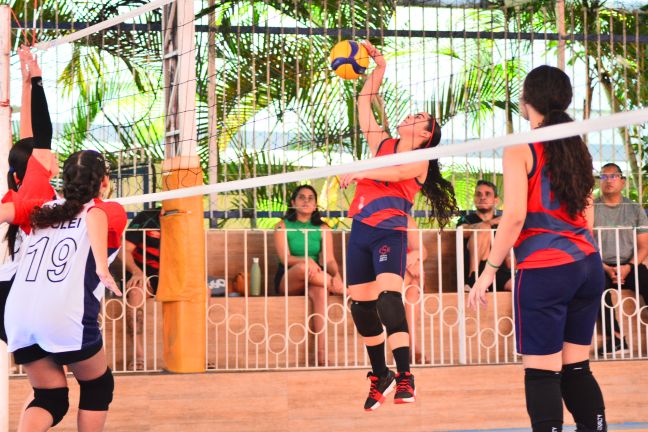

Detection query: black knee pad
(376, 291), (408, 336)
(28, 387), (69, 427)
(78, 368), (114, 411)
(350, 300), (383, 337)
(525, 368), (563, 432)
(562, 361), (606, 431)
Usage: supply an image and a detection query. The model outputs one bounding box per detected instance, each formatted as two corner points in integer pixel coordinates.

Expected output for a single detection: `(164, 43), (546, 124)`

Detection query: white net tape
(113, 108), (648, 206)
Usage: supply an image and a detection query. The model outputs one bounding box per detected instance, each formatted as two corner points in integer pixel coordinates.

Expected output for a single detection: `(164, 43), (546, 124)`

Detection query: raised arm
(27, 53), (56, 174)
(18, 45), (32, 139)
(358, 41), (390, 155)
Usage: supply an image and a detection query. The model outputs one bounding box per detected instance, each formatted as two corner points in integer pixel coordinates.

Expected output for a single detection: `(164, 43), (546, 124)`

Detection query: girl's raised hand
(361, 40), (386, 68)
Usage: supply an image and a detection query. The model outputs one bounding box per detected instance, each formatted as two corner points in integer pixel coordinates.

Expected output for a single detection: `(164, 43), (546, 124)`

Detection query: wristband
(486, 260), (500, 269)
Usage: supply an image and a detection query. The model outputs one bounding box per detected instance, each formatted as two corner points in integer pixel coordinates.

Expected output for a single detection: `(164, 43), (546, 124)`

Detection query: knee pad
(525, 368), (563, 432)
(350, 300), (383, 337)
(28, 387), (69, 427)
(562, 361), (606, 431)
(78, 368), (114, 411)
(376, 291), (408, 336)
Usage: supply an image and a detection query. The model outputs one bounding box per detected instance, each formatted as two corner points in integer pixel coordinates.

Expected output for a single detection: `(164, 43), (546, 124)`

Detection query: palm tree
(481, 0), (647, 190)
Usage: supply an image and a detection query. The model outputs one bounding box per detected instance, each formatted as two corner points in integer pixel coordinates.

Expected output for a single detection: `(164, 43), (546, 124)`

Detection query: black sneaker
(394, 372), (416, 404)
(364, 370), (396, 412)
(597, 337), (629, 357)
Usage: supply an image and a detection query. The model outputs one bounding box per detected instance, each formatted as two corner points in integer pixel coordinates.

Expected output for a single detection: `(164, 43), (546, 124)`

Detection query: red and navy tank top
(348, 138), (422, 231)
(514, 142), (598, 269)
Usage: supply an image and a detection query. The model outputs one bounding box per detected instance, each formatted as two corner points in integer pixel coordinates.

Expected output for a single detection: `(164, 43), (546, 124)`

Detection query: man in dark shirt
(457, 180), (511, 291)
(123, 207), (161, 370)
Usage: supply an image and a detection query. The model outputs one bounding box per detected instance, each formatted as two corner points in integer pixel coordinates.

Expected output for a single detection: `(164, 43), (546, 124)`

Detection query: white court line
(113, 108), (648, 206)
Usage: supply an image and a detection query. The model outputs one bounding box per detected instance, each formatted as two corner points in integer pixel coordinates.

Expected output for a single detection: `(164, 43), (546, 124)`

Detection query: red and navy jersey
(125, 209), (161, 276)
(1, 155), (56, 235)
(514, 143), (598, 269)
(348, 138), (422, 231)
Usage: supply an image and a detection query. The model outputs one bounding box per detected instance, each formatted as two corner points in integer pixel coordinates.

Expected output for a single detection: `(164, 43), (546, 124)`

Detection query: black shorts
(274, 262), (323, 294)
(13, 340), (103, 366)
(466, 260), (511, 291)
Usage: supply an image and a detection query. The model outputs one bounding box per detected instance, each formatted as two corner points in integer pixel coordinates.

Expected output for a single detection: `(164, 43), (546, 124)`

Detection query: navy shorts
(13, 340), (103, 365)
(515, 252), (604, 355)
(346, 220), (407, 286)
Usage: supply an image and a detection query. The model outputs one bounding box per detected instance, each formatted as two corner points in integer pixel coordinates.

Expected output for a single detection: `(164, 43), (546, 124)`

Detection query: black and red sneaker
(364, 370), (396, 412)
(394, 372), (416, 404)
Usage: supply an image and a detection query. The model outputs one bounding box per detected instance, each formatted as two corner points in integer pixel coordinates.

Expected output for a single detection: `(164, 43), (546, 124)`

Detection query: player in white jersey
(6, 150), (126, 432)
(0, 47), (58, 344)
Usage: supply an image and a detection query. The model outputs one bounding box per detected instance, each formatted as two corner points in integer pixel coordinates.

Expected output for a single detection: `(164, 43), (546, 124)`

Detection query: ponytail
(418, 117), (458, 228)
(541, 111), (594, 219)
(31, 150), (108, 229)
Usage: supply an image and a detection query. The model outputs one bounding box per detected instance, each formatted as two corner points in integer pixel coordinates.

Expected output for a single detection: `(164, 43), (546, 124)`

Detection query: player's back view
(6, 198), (123, 354)
(6, 150), (126, 432)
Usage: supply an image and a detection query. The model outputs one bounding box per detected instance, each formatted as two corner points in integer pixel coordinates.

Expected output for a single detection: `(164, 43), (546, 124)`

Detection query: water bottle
(250, 257), (261, 296)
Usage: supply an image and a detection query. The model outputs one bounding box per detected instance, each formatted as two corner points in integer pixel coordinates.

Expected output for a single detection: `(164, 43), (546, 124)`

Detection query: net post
(456, 226), (467, 365)
(158, 0), (205, 373)
(0, 5), (10, 431)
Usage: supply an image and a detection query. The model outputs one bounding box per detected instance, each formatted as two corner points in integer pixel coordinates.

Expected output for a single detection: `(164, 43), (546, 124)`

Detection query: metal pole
(0, 6), (11, 430)
(556, 0), (566, 70)
(207, 0), (218, 223)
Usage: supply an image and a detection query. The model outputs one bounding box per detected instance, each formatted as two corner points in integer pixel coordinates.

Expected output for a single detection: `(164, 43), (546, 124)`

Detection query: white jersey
(0, 231), (27, 282)
(5, 199), (121, 353)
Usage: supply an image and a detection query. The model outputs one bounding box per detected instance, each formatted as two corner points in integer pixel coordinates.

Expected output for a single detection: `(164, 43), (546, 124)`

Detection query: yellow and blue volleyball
(329, 40), (369, 80)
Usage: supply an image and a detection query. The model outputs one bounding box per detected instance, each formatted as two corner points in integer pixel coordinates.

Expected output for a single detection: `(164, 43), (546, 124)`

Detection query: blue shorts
(515, 252), (604, 355)
(346, 220), (407, 286)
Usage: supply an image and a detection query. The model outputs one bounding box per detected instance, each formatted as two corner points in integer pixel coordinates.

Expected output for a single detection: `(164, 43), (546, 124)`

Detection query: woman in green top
(274, 185), (344, 365)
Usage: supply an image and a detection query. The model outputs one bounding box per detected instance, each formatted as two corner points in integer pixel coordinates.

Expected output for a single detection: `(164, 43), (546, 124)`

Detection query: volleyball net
(3, 0), (646, 220)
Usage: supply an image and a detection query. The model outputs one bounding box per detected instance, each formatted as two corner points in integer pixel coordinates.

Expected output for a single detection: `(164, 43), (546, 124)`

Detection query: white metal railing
(6, 226), (648, 375)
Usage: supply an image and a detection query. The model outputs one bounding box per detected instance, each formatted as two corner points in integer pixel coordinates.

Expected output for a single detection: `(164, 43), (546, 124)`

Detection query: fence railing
(7, 226), (648, 375)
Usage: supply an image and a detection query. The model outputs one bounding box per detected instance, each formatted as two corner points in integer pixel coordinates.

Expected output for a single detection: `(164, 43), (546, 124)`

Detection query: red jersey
(1, 155), (56, 235)
(348, 139), (422, 231)
(89, 199), (127, 250)
(514, 143), (598, 269)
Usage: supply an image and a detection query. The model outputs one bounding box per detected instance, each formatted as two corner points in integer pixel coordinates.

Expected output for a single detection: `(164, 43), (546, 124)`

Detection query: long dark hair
(523, 65), (594, 219)
(5, 138), (35, 257)
(283, 185), (326, 226)
(417, 117), (458, 228)
(31, 150), (108, 228)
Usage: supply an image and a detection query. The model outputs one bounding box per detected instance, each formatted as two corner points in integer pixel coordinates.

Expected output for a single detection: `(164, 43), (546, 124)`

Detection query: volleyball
(329, 40), (369, 80)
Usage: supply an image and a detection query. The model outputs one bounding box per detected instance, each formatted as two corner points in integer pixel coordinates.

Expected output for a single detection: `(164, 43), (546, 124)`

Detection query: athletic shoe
(394, 372), (416, 404)
(364, 370), (396, 412)
(597, 337), (629, 357)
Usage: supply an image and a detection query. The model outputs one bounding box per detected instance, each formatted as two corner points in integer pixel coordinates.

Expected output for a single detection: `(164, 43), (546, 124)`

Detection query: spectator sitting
(274, 185), (344, 365)
(594, 163), (648, 356)
(456, 180), (512, 291)
(122, 206), (162, 370)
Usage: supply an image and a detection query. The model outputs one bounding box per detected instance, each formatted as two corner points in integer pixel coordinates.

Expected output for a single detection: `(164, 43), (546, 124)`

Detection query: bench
(205, 229), (459, 294)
